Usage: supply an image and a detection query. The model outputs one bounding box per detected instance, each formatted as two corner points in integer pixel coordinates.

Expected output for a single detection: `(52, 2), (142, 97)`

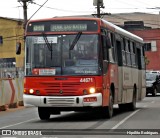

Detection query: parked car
(146, 72), (160, 96)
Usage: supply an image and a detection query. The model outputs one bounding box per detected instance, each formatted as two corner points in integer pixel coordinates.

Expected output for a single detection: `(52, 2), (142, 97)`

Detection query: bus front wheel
(102, 93), (114, 118)
(38, 107), (50, 120)
(152, 88), (157, 97)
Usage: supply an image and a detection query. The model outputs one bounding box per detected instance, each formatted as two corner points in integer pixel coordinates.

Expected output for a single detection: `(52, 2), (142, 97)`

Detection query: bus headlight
(89, 87), (96, 94)
(29, 89), (34, 94)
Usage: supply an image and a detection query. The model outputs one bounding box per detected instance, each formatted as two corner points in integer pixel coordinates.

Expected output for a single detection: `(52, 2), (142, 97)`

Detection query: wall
(0, 17), (24, 78)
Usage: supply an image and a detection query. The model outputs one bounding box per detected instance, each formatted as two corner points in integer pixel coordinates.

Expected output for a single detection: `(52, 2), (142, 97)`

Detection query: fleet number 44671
(80, 78), (93, 82)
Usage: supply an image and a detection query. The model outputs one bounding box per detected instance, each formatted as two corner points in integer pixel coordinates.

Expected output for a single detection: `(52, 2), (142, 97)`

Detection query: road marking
(0, 118), (37, 129)
(111, 109), (140, 129)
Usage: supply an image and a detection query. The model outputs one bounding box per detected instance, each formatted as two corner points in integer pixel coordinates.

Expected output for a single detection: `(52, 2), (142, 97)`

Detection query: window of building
(0, 36), (3, 45)
(144, 41), (157, 52)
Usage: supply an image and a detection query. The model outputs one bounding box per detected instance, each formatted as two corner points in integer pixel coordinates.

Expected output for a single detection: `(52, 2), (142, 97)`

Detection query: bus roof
(101, 19), (143, 43)
(27, 17), (100, 23)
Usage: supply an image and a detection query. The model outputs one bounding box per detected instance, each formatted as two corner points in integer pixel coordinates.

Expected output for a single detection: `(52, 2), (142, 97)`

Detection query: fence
(0, 78), (24, 111)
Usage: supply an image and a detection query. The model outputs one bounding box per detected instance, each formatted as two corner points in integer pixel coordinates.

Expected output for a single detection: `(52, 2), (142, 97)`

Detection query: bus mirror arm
(103, 60), (109, 74)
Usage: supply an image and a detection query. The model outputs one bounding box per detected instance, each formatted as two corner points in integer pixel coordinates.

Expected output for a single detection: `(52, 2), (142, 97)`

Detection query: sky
(0, 0), (160, 20)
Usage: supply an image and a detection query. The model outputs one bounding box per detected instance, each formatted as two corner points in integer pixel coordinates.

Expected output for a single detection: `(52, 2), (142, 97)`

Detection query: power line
(27, 0), (49, 22)
(32, 2), (94, 13)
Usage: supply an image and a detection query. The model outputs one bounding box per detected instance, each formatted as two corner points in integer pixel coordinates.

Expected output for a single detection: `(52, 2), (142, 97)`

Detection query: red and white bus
(23, 17), (146, 120)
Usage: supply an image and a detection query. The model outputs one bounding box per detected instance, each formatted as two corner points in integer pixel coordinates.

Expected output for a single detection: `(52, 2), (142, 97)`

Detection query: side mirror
(16, 42), (21, 55)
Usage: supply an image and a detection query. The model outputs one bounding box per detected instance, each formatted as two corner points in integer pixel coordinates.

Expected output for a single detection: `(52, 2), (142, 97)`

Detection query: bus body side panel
(102, 63), (119, 106)
(117, 64), (139, 104)
(122, 66), (138, 103)
(131, 68), (139, 101)
(141, 70), (146, 100)
(138, 70), (146, 100)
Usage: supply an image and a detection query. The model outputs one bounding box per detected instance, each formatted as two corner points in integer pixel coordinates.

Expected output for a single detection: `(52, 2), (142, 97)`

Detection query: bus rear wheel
(119, 87), (137, 111)
(38, 107), (50, 120)
(126, 91), (136, 111)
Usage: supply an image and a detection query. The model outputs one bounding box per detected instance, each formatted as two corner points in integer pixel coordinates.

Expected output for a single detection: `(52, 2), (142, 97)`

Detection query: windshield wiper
(69, 32), (82, 50)
(42, 32), (53, 60)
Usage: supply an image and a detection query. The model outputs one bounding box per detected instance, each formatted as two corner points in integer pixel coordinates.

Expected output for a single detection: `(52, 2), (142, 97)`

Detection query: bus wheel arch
(38, 107), (50, 120)
(110, 83), (115, 102)
(132, 84), (137, 110)
(127, 84), (137, 111)
(119, 84), (137, 111)
(108, 83), (115, 118)
(101, 84), (114, 118)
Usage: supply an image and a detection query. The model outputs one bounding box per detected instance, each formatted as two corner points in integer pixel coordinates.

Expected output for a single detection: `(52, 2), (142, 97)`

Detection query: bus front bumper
(23, 93), (102, 107)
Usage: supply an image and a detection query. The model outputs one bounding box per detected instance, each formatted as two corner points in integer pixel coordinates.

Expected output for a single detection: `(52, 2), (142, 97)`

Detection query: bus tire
(102, 92), (114, 118)
(152, 88), (157, 97)
(126, 87), (137, 111)
(119, 87), (137, 111)
(38, 107), (50, 120)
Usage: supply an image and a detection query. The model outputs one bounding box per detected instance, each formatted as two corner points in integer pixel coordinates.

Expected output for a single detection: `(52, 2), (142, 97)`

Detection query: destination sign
(33, 25), (44, 31)
(27, 20), (98, 32)
(50, 24), (87, 32)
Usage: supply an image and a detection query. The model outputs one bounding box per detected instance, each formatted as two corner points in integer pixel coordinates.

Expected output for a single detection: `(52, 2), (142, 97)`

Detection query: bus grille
(40, 82), (81, 96)
(47, 97), (75, 106)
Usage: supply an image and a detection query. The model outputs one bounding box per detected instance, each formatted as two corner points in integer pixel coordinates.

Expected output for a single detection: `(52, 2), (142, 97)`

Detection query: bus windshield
(25, 34), (101, 76)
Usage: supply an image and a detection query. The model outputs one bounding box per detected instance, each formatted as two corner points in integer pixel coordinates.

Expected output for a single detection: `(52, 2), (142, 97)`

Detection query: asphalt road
(0, 95), (160, 138)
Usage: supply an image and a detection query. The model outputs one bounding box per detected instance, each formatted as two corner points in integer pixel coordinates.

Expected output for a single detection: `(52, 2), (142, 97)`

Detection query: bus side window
(141, 45), (145, 69)
(130, 42), (136, 67)
(136, 47), (141, 69)
(116, 40), (122, 66)
(122, 38), (126, 65)
(126, 40), (131, 66)
(101, 31), (110, 74)
(108, 33), (115, 63)
(102, 35), (109, 60)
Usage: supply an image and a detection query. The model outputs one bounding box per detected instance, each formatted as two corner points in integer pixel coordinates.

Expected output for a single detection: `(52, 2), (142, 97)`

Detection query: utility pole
(93, 0), (105, 18)
(97, 0), (101, 18)
(18, 0), (33, 29)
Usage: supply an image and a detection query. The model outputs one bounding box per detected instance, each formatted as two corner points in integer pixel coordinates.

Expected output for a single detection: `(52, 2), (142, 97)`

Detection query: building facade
(0, 17), (24, 78)
(129, 29), (160, 70)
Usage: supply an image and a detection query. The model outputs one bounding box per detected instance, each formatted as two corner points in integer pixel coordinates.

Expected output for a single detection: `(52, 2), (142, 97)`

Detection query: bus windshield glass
(25, 34), (100, 76)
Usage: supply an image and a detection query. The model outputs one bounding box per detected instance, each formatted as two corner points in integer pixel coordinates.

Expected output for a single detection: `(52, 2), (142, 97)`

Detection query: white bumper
(23, 93), (102, 107)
